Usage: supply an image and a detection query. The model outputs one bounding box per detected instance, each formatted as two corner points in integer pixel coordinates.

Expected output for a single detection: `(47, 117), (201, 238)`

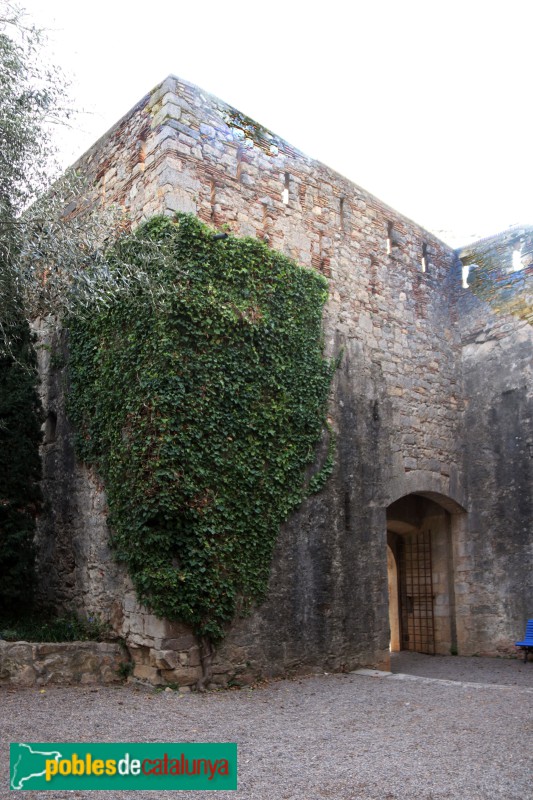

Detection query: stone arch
(386, 483), (467, 655)
(386, 469), (468, 514)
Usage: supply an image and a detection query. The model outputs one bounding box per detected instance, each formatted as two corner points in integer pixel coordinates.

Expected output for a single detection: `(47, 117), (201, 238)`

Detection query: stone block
(167, 120), (201, 140)
(5, 643), (33, 661)
(178, 132), (198, 148)
(218, 645), (246, 664)
(156, 165), (182, 187)
(141, 615), (160, 638)
(173, 143), (191, 157)
(123, 592), (141, 613)
(160, 634), (196, 651)
(133, 664), (164, 684)
(33, 642), (58, 656)
(160, 665), (202, 686)
(100, 665), (122, 684)
(148, 77), (178, 108)
(150, 650), (180, 670)
(95, 642), (121, 655)
(240, 173), (254, 187)
(9, 664), (37, 687)
(80, 672), (99, 685)
(129, 645), (150, 664)
(152, 101), (182, 128)
(127, 631), (150, 648)
(164, 189), (196, 215)
(208, 673), (229, 687)
(125, 613), (145, 636)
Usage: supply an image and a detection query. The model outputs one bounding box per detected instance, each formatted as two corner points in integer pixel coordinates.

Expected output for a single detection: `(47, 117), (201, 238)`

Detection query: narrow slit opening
(44, 410), (57, 444)
(210, 181), (216, 222)
(421, 242), (429, 273)
(386, 222), (393, 255)
(282, 172), (290, 205)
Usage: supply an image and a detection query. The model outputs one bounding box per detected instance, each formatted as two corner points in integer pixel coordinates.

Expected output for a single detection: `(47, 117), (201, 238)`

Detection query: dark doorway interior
(398, 530), (435, 654)
(387, 494), (457, 656)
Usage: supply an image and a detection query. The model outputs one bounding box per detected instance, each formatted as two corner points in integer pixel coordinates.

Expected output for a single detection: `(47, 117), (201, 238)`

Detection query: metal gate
(399, 530), (435, 654)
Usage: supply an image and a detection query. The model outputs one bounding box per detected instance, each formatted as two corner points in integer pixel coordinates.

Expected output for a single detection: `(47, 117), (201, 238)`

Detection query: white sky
(14, 0), (533, 247)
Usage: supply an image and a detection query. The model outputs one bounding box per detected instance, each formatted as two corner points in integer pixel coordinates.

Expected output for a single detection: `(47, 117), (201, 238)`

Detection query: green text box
(10, 742), (237, 791)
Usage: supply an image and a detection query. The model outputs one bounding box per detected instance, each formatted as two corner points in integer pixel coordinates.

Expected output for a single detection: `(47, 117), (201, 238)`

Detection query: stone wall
(35, 319), (125, 629)
(0, 640), (124, 687)
(455, 230), (533, 655)
(33, 75), (531, 685)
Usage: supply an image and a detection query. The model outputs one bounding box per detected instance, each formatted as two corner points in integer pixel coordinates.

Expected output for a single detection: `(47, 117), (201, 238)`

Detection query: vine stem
(197, 635), (214, 691)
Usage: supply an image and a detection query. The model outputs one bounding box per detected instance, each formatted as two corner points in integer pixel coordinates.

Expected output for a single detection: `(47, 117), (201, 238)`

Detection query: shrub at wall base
(0, 312), (43, 616)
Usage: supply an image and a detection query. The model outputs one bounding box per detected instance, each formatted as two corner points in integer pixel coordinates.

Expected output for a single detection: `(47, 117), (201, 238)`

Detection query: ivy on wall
(68, 214), (334, 641)
(462, 234), (533, 326)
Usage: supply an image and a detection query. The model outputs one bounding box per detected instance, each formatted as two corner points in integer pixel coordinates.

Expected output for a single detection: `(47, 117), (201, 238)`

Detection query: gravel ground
(1, 654), (531, 800)
(390, 651), (533, 686)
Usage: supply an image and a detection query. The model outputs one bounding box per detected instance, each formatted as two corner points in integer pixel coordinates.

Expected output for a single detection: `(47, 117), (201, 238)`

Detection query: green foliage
(0, 3), (70, 348)
(0, 4), (69, 614)
(0, 4), (131, 617)
(68, 213), (334, 641)
(0, 2), (68, 219)
(117, 660), (134, 679)
(0, 612), (109, 642)
(0, 6), (125, 358)
(0, 309), (42, 614)
(222, 109), (278, 156)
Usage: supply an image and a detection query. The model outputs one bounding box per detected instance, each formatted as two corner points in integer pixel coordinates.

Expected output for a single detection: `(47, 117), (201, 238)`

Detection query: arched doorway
(386, 493), (459, 656)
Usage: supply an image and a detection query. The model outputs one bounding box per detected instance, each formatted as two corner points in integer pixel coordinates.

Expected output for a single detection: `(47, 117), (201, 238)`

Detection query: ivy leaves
(68, 213), (333, 641)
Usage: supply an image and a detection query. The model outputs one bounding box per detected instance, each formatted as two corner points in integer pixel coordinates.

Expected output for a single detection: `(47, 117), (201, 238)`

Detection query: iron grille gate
(399, 530), (435, 654)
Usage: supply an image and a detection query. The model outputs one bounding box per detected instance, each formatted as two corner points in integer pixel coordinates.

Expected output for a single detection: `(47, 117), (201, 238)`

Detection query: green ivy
(464, 246), (533, 325)
(68, 214), (334, 641)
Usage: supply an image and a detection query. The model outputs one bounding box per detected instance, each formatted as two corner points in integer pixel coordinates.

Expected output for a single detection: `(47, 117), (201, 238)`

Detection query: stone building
(35, 76), (532, 688)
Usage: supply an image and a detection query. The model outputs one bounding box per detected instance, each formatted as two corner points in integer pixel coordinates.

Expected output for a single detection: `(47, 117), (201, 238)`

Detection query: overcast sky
(14, 0), (533, 247)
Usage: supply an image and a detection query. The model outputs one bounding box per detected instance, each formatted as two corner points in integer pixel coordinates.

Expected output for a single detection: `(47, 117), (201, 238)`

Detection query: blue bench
(515, 619), (533, 663)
